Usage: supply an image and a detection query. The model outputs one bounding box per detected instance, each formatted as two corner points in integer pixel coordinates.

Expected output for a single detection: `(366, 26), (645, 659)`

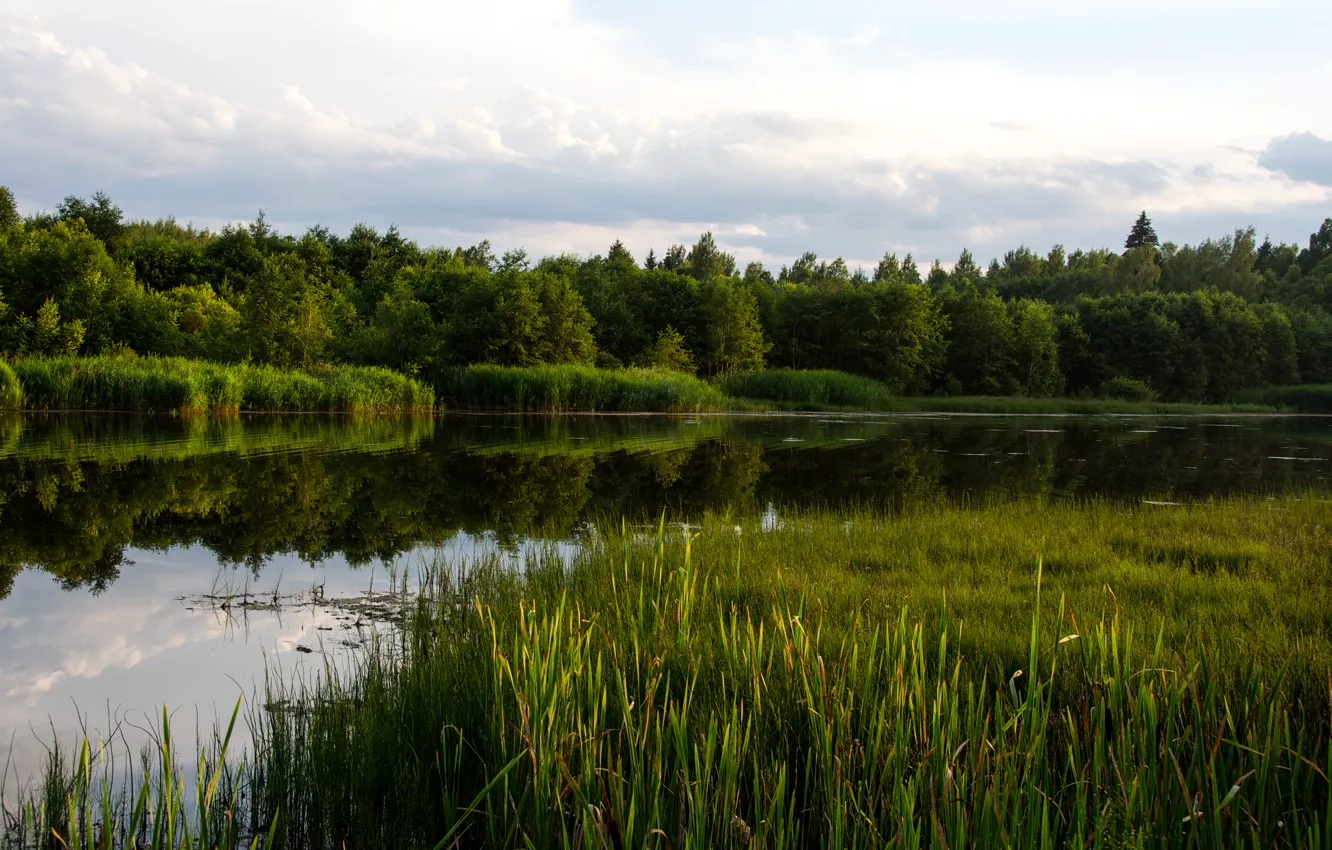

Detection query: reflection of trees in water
(0, 416), (1326, 598)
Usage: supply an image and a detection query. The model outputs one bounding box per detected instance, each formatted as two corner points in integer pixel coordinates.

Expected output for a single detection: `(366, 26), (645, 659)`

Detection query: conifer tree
(1125, 211), (1159, 250)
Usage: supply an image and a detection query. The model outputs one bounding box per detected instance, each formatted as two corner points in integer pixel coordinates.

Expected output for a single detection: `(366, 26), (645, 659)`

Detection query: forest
(2, 185), (1330, 404)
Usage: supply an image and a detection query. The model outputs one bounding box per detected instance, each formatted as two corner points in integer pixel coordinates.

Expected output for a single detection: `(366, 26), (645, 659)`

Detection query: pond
(1, 411), (1329, 782)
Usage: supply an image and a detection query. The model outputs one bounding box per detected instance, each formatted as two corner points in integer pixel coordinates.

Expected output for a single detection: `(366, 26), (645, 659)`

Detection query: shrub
(1099, 376), (1156, 402)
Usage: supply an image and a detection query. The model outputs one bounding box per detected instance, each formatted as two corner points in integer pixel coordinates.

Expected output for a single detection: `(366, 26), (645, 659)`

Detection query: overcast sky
(2, 0), (1330, 268)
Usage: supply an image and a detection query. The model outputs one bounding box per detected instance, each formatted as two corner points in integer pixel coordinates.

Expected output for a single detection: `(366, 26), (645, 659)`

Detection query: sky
(2, 0), (1331, 269)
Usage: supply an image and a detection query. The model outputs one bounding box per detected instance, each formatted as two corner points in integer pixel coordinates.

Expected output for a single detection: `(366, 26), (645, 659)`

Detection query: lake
(1, 411), (1329, 783)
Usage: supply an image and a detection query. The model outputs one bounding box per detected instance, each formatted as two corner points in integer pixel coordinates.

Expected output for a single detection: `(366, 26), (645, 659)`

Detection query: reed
(1, 698), (277, 850)
(0, 360), (21, 410)
(1238, 384), (1332, 413)
(719, 368), (896, 409)
(437, 364), (727, 412)
(10, 355), (435, 414)
(246, 500), (1331, 848)
(7, 498), (1331, 847)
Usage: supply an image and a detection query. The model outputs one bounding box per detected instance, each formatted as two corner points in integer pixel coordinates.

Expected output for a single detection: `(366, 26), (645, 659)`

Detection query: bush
(1099, 376), (1156, 403)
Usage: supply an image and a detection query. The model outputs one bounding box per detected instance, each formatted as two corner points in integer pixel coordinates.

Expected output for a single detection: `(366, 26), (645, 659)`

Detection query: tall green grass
(243, 507), (1331, 848)
(720, 368), (896, 409)
(1, 698), (276, 850)
(7, 498), (1331, 847)
(722, 369), (1275, 414)
(438, 364), (727, 412)
(1238, 384), (1332, 413)
(0, 361), (21, 410)
(11, 355), (435, 413)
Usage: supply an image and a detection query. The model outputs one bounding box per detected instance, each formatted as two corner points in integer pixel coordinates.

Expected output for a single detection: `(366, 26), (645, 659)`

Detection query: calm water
(1, 411), (1329, 780)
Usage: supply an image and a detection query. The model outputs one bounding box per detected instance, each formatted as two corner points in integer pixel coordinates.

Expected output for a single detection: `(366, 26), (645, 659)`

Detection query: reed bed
(0, 361), (20, 410)
(720, 369), (896, 409)
(245, 511), (1331, 848)
(720, 369), (1273, 414)
(1239, 385), (1332, 413)
(437, 364), (727, 412)
(9, 356), (435, 414)
(6, 498), (1331, 848)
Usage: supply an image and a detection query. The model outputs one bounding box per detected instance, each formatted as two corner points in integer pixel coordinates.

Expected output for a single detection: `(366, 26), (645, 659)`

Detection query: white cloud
(1, 0), (1329, 265)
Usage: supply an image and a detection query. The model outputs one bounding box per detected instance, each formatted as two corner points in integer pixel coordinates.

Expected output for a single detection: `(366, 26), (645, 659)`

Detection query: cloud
(1259, 133), (1332, 187)
(2, 4), (1330, 267)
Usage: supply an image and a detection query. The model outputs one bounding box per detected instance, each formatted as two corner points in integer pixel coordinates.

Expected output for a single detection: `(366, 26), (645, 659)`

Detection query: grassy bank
(7, 495), (1330, 848)
(5, 355), (435, 414)
(727, 369), (1277, 414)
(1239, 384), (1332, 413)
(437, 364), (727, 412)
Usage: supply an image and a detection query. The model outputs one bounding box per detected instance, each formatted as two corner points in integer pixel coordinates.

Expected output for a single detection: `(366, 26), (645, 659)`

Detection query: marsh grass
(0, 361), (21, 410)
(7, 497), (1331, 848)
(244, 496), (1331, 848)
(10, 356), (435, 414)
(720, 369), (896, 409)
(437, 364), (727, 412)
(1, 698), (276, 850)
(1239, 385), (1332, 413)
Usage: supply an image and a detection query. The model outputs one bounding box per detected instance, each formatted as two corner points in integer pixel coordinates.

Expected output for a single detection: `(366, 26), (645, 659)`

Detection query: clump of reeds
(719, 368), (896, 409)
(437, 364), (727, 412)
(1238, 384), (1332, 413)
(0, 360), (21, 410)
(1, 698), (276, 850)
(10, 355), (435, 414)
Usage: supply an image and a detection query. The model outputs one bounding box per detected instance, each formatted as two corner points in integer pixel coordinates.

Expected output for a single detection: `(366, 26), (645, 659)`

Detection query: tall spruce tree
(1125, 211), (1159, 250)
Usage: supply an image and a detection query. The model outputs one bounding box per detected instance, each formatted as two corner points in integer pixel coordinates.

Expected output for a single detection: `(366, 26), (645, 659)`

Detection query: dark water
(0, 411), (1329, 779)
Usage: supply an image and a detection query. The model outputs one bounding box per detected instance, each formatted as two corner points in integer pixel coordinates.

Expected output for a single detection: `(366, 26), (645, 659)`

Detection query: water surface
(1, 412), (1328, 781)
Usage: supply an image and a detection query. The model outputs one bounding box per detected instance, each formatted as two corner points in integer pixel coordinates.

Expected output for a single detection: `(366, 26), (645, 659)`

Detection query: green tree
(0, 186), (18, 232)
(644, 326), (697, 374)
(686, 232), (736, 281)
(1008, 299), (1062, 396)
(704, 280), (769, 375)
(58, 191), (126, 256)
(1125, 211), (1158, 249)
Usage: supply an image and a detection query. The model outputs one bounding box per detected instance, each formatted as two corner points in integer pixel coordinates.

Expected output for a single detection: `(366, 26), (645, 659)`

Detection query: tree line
(2, 186), (1330, 403)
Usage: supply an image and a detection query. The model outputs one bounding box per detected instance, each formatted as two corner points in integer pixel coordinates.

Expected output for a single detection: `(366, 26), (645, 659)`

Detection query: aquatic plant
(720, 368), (896, 409)
(10, 355), (435, 414)
(437, 364), (727, 412)
(0, 360), (21, 410)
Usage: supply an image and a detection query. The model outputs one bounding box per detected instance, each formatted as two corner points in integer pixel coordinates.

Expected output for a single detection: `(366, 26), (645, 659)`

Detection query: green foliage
(1236, 383), (1332, 412)
(0, 359), (21, 409)
(438, 363), (726, 412)
(11, 355), (433, 413)
(3, 190), (1332, 410)
(1125, 210), (1158, 249)
(1100, 375), (1157, 402)
(0, 186), (18, 232)
(244, 499), (1332, 845)
(642, 325), (696, 374)
(720, 368), (894, 409)
(703, 279), (769, 375)
(57, 190), (126, 255)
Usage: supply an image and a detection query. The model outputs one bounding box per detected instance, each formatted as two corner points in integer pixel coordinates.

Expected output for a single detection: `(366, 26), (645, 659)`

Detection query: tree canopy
(2, 188), (1330, 403)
